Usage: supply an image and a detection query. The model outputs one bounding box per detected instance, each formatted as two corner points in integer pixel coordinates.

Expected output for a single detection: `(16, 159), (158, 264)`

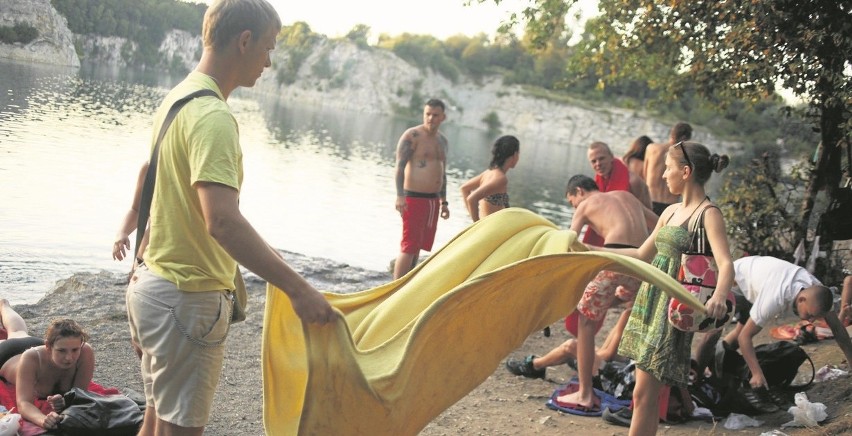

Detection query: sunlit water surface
(0, 60), (590, 304)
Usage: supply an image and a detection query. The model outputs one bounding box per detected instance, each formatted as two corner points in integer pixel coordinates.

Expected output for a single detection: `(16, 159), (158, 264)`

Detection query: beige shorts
(126, 266), (232, 428)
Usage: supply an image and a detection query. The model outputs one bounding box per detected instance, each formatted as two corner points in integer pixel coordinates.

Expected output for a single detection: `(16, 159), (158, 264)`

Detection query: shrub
(0, 22), (39, 44)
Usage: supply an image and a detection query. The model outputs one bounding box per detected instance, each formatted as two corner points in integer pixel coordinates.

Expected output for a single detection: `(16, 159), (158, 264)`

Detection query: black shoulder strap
(687, 202), (718, 255)
(134, 89), (220, 263)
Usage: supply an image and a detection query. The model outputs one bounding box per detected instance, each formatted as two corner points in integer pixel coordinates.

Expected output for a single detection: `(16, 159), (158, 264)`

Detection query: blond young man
(125, 2), (335, 435)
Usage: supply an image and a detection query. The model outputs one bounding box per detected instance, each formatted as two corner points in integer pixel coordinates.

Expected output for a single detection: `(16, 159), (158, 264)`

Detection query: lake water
(0, 59), (592, 305)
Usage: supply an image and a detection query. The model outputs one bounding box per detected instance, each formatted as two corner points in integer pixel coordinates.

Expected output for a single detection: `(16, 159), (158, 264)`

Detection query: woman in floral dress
(590, 141), (735, 435)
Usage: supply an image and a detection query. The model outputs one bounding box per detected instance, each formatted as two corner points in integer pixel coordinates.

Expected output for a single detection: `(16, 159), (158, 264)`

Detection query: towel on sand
(261, 208), (702, 435)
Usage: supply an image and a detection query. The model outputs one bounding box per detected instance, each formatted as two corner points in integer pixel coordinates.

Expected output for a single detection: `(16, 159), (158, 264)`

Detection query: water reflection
(1, 60), (589, 304)
(255, 95), (586, 225)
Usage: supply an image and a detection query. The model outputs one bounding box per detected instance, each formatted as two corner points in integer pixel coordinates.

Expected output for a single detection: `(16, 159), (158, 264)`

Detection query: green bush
(0, 22), (39, 44)
(717, 152), (805, 257)
(482, 111), (502, 132)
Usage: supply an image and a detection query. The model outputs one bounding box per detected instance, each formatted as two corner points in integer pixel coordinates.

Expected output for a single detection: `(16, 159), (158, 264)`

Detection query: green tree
(474, 0), (852, 256)
(276, 21), (323, 84)
(377, 33), (460, 82)
(345, 24), (371, 48)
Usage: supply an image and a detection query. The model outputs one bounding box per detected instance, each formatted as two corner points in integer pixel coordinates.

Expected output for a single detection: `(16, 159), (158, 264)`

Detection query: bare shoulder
(645, 142), (669, 158)
(402, 126), (421, 139)
(703, 203), (725, 221)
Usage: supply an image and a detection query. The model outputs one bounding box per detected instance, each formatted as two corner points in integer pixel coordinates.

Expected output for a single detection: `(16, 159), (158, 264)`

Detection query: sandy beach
(12, 250), (852, 435)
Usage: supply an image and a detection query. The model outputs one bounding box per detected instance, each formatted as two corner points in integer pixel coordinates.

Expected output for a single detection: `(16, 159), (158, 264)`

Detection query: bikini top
(484, 192), (509, 208)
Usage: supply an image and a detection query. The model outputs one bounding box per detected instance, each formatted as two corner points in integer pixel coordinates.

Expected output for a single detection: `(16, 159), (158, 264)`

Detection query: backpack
(743, 341), (815, 388)
(690, 341), (815, 417)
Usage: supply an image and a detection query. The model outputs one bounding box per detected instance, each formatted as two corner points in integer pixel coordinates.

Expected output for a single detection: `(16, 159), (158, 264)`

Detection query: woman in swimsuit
(622, 135), (653, 180)
(0, 300), (94, 430)
(589, 142), (734, 435)
(460, 135), (520, 222)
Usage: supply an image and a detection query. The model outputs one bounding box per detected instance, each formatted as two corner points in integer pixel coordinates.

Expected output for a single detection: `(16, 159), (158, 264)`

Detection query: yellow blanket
(262, 208), (701, 435)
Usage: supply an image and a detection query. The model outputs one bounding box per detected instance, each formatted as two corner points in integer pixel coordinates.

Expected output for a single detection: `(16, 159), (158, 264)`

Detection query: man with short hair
(584, 141), (651, 246)
(506, 175), (656, 416)
(643, 122), (692, 215)
(392, 99), (451, 279)
(695, 256), (852, 409)
(125, 1), (336, 435)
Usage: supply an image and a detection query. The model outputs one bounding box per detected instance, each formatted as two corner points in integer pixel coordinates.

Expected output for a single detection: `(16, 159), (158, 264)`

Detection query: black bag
(58, 388), (143, 436)
(693, 341), (815, 416)
(745, 341), (815, 388)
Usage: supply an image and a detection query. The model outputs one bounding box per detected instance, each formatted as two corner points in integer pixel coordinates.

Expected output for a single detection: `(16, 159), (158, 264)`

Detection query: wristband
(441, 201), (449, 206)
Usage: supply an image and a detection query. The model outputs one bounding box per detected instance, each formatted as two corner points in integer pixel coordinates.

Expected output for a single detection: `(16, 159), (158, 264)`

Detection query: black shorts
(0, 336), (44, 368)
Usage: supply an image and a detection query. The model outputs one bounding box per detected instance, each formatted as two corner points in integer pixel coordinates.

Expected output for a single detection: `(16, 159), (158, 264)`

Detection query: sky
(201, 0), (600, 41)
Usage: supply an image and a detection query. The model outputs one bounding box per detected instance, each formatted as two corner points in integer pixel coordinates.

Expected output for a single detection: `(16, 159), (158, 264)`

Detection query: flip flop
(546, 390), (602, 416)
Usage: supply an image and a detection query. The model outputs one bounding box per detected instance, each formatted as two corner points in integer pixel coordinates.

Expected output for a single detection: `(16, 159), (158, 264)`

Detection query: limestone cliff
(252, 38), (739, 155)
(0, 0), (79, 67)
(76, 29), (200, 72)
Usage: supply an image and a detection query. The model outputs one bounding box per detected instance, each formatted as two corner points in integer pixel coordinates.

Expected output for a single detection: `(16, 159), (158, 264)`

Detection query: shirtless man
(507, 175), (657, 416)
(393, 99), (450, 279)
(644, 122), (692, 215)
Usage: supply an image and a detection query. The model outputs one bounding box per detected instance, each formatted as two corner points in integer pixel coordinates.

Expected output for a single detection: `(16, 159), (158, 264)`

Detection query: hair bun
(711, 153), (730, 173)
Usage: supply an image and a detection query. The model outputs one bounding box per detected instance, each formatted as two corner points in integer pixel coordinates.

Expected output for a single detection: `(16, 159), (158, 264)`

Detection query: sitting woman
(0, 299), (94, 430)
(460, 135), (521, 222)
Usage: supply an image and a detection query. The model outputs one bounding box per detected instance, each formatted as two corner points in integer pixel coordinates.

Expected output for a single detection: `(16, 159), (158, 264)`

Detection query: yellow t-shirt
(144, 72), (242, 292)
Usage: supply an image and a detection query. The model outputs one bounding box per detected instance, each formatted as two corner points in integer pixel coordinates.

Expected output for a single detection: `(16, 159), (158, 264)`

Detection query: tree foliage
(475, 0), (852, 258)
(50, 0), (205, 66)
(345, 24), (371, 49)
(276, 21), (323, 85)
(377, 33), (462, 82)
(717, 152), (807, 258)
(0, 22), (39, 44)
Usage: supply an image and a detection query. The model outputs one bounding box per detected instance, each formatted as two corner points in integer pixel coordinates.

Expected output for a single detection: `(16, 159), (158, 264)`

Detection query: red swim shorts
(400, 196), (440, 254)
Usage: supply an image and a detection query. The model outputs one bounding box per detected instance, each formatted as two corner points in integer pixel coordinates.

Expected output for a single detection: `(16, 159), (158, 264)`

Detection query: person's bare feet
(556, 389), (599, 410)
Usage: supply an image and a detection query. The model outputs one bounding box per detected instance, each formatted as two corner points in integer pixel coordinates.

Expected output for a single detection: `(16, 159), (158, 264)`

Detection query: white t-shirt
(732, 256), (822, 327)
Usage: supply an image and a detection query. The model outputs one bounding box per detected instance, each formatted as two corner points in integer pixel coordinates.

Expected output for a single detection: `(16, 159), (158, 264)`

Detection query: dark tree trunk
(799, 99), (844, 253)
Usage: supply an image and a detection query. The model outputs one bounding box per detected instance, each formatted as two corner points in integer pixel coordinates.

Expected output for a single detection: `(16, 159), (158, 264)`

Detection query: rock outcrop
(253, 38), (739, 154)
(77, 29), (200, 72)
(0, 0), (79, 67)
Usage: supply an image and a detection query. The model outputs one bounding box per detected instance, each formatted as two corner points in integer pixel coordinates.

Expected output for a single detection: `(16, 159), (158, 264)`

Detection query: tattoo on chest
(417, 159), (426, 168)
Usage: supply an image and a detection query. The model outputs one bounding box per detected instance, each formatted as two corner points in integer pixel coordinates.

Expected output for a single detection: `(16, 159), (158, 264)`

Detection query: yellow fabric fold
(262, 208), (702, 435)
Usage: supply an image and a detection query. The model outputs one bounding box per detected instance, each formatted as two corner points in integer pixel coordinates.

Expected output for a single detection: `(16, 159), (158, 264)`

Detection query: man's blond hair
(203, 0), (281, 52)
(589, 141), (613, 156)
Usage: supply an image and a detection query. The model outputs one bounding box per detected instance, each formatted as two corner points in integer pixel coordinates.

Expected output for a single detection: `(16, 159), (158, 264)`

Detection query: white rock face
(253, 38), (740, 155)
(77, 29), (200, 70)
(76, 35), (132, 66)
(159, 29), (201, 72)
(0, 0), (79, 67)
